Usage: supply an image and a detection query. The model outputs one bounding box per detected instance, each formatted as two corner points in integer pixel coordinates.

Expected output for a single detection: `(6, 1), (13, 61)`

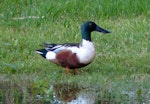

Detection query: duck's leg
(65, 67), (70, 74)
(73, 69), (78, 75)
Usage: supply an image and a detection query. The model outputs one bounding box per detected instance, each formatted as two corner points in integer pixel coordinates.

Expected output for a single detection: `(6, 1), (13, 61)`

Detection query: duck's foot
(65, 68), (79, 75)
(73, 69), (78, 75)
(65, 67), (70, 74)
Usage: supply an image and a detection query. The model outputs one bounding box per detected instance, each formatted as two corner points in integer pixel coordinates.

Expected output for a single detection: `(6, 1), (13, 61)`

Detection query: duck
(36, 21), (110, 74)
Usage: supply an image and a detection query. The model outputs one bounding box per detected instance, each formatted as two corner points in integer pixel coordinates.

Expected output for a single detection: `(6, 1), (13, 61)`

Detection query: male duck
(36, 21), (110, 74)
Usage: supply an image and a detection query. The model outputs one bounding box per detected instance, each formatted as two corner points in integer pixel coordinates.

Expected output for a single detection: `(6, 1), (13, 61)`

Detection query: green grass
(0, 0), (150, 103)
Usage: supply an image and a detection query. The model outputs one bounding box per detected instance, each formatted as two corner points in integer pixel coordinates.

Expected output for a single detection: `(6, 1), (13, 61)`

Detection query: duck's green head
(81, 21), (110, 41)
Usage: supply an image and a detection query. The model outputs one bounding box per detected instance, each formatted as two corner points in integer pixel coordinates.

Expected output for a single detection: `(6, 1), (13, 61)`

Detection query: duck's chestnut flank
(56, 50), (87, 69)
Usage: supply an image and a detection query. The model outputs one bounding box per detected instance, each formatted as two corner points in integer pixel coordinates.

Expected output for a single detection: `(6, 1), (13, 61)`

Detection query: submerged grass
(0, 0), (150, 103)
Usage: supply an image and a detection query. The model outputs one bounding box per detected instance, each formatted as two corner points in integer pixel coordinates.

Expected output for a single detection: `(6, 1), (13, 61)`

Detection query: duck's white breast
(68, 39), (95, 64)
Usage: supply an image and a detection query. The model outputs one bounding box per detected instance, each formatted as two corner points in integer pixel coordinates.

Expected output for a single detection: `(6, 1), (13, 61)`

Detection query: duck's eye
(89, 23), (92, 26)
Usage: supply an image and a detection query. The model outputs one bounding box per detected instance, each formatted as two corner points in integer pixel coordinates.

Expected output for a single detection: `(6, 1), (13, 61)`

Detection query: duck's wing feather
(42, 43), (80, 53)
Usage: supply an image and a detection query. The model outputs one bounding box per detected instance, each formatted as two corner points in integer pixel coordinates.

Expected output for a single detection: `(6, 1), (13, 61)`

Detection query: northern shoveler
(36, 21), (110, 74)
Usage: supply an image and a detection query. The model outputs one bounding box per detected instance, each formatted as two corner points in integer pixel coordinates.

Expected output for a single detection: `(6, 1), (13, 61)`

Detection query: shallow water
(51, 83), (150, 104)
(0, 76), (150, 104)
(53, 91), (96, 104)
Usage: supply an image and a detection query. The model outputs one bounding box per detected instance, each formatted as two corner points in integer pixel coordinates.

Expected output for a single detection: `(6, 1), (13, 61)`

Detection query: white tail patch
(46, 51), (56, 60)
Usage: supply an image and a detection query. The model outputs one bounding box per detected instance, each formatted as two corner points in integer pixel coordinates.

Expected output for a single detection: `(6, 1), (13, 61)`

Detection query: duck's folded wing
(42, 43), (80, 53)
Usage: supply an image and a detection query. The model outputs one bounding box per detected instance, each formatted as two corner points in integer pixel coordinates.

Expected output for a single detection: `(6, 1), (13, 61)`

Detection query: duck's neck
(81, 39), (95, 52)
(81, 30), (92, 41)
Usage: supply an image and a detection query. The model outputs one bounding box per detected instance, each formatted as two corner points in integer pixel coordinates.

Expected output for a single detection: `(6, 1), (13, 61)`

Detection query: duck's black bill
(96, 26), (111, 33)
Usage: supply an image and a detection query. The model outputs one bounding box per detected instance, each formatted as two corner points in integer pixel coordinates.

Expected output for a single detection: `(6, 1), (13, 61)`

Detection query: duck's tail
(35, 49), (48, 58)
